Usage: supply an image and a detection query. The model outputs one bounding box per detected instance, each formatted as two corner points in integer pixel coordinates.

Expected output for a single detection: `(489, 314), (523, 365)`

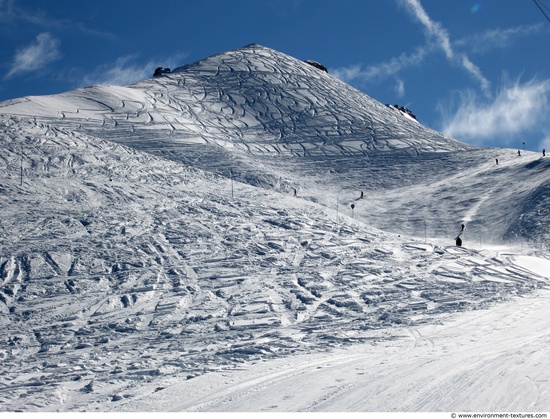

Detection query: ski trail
(462, 184), (497, 225)
(113, 291), (550, 412)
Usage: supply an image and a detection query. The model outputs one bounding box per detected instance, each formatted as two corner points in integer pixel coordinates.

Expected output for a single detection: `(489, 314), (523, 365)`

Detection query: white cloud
(333, 0), (491, 97)
(438, 78), (550, 146)
(0, 0), (16, 21)
(456, 24), (545, 54)
(400, 0), (491, 96)
(331, 46), (428, 85)
(5, 32), (61, 79)
(0, 0), (114, 40)
(80, 52), (188, 87)
(330, 65), (362, 83)
(460, 55), (491, 97)
(0, 0), (59, 27)
(401, 0), (454, 59)
(395, 79), (405, 97)
(81, 55), (150, 87)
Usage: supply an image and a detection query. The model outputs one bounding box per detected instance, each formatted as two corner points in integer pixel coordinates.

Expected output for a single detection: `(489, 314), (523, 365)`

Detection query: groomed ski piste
(0, 44), (549, 412)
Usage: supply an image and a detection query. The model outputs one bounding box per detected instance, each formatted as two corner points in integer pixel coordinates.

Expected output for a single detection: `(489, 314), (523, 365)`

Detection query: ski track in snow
(113, 289), (550, 412)
(0, 44), (549, 412)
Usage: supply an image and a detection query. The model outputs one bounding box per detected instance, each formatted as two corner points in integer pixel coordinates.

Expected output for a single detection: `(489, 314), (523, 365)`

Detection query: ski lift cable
(533, 0), (550, 23)
(537, 0), (550, 13)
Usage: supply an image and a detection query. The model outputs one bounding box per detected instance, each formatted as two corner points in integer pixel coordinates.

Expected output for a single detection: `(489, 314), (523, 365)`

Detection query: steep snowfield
(0, 44), (549, 412)
(3, 44), (549, 244)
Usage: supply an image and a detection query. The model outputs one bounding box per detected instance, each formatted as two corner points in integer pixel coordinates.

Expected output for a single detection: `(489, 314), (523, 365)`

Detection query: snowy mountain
(4, 44), (548, 245)
(0, 44), (549, 412)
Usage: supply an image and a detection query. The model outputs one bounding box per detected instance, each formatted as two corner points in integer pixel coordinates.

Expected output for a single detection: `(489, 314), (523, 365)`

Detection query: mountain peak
(137, 44), (470, 158)
(243, 42), (266, 49)
(2, 44), (468, 158)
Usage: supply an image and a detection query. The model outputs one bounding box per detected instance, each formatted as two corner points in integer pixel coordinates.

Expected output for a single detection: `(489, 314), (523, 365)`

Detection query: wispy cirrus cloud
(400, 0), (454, 59)
(331, 45), (429, 85)
(1, 0), (63, 27)
(4, 32), (61, 79)
(456, 23), (546, 54)
(0, 0), (114, 39)
(0, 0), (24, 23)
(400, 0), (491, 97)
(438, 77), (550, 147)
(394, 79), (405, 97)
(460, 55), (490, 96)
(400, 1), (550, 149)
(79, 52), (189, 87)
(332, 0), (492, 97)
(80, 55), (152, 87)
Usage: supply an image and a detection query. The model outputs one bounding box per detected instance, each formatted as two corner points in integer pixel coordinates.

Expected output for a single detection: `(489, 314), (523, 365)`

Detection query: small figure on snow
(455, 223), (465, 247)
(517, 150), (521, 157)
(293, 188), (297, 197)
(495, 158), (498, 165)
(543, 149), (546, 157)
(360, 191), (364, 199)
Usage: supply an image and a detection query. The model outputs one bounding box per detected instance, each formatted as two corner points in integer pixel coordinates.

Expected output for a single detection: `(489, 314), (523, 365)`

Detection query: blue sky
(1, 0), (550, 151)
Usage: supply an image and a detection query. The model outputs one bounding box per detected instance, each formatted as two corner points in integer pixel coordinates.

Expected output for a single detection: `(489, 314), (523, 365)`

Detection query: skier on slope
(455, 223), (465, 247)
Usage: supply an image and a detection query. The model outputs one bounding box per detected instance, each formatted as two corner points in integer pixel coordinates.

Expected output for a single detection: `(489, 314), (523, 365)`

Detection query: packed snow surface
(0, 44), (549, 412)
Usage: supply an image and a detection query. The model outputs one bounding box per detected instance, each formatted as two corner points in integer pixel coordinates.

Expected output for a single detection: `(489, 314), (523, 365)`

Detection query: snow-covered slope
(3, 44), (548, 245)
(0, 44), (549, 412)
(1, 44), (468, 155)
